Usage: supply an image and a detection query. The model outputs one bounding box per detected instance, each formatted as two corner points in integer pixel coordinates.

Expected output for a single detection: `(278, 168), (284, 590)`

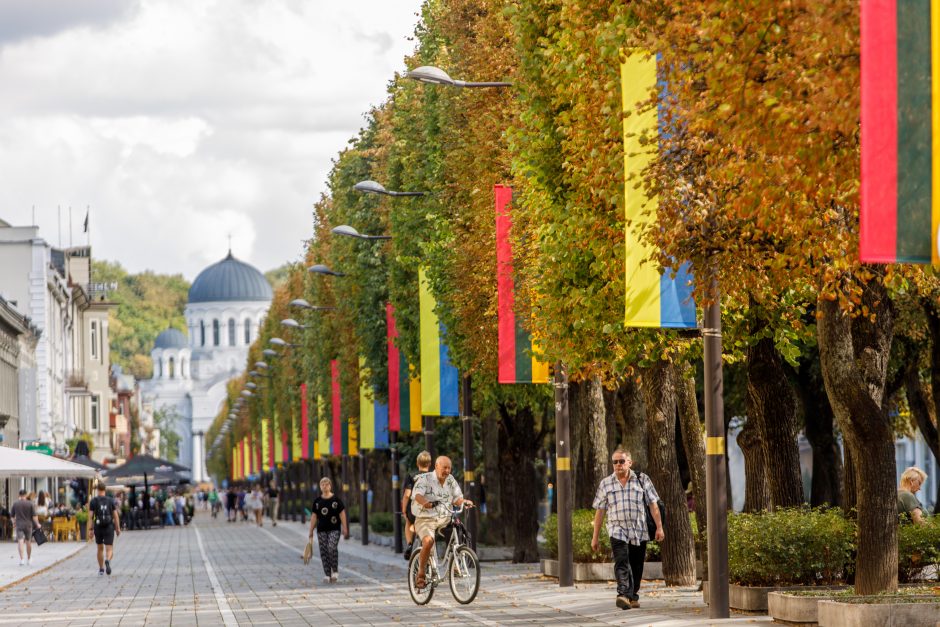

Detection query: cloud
(0, 0), (422, 279)
(0, 0), (140, 46)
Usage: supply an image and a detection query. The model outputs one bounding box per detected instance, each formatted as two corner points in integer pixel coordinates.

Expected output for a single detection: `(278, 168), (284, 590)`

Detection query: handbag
(302, 540), (313, 565)
(32, 526), (47, 546)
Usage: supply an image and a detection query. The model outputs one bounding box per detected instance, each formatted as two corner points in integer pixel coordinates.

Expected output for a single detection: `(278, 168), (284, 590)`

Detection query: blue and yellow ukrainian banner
(419, 268), (459, 416)
(622, 52), (696, 329)
(359, 357), (390, 450)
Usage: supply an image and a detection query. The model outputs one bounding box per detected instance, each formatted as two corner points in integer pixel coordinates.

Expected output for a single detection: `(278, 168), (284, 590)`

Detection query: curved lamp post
(269, 337), (299, 349)
(331, 225), (391, 241)
(404, 65), (511, 89)
(262, 349), (279, 358)
(353, 180), (428, 197)
(281, 318), (310, 330)
(307, 264), (345, 277)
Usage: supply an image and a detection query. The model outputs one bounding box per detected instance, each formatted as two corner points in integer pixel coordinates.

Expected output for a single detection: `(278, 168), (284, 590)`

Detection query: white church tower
(141, 252), (272, 482)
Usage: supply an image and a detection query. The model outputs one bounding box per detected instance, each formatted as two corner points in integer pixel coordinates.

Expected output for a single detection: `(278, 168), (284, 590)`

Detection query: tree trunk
(603, 378), (648, 471)
(676, 362), (707, 555)
(368, 450), (391, 513)
(797, 358), (843, 508)
(498, 402), (541, 562)
(737, 418), (770, 512)
(842, 446), (857, 515)
(817, 281), (897, 595)
(747, 335), (804, 508)
(921, 300), (940, 507)
(570, 378), (610, 508)
(483, 409), (506, 545)
(641, 361), (696, 586)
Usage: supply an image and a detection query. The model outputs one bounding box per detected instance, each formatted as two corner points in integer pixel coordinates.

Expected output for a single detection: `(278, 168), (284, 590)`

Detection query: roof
(154, 327), (188, 350)
(188, 252), (273, 304)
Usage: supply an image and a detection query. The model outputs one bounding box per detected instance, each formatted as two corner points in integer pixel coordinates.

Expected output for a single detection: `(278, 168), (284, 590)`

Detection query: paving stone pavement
(0, 513), (773, 626)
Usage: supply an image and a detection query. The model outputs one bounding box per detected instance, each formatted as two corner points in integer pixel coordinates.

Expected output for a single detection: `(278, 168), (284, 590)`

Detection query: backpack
(93, 497), (114, 528)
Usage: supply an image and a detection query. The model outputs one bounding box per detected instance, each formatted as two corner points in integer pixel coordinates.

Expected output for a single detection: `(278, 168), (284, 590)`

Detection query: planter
(703, 582), (847, 612)
(541, 559), (702, 583)
(768, 589), (850, 624)
(817, 599), (940, 627)
(78, 524), (87, 541)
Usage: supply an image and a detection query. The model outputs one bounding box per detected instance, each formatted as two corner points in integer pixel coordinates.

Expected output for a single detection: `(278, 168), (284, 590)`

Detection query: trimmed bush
(728, 508), (855, 587)
(543, 509), (610, 563)
(898, 517), (940, 583)
(369, 512), (394, 534)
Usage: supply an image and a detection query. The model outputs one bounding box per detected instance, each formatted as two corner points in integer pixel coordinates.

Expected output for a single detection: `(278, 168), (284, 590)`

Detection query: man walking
(89, 483), (121, 576)
(400, 450), (432, 560)
(12, 489), (39, 566)
(266, 480), (280, 526)
(591, 448), (664, 610)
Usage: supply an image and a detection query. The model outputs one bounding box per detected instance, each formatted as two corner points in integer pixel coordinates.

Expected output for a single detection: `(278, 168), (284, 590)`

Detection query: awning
(0, 446), (99, 478)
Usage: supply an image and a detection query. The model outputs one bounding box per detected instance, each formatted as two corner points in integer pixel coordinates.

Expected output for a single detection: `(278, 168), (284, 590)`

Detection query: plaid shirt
(593, 470), (659, 545)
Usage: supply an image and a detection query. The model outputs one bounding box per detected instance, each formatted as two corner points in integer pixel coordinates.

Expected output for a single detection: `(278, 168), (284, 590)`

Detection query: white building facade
(141, 252), (271, 482)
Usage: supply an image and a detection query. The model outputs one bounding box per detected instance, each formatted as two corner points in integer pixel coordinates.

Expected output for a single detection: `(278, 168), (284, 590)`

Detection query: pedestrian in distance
(238, 488), (247, 522)
(225, 487), (238, 522)
(209, 488), (220, 518)
(11, 489), (40, 566)
(401, 450), (432, 561)
(89, 483), (121, 576)
(591, 448), (664, 610)
(307, 477), (349, 583)
(411, 455), (474, 590)
(249, 485), (265, 527)
(898, 466), (929, 525)
(266, 480), (280, 526)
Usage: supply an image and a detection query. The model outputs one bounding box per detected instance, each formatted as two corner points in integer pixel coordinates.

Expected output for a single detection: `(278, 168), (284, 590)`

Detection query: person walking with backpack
(591, 448), (664, 611)
(89, 483), (121, 576)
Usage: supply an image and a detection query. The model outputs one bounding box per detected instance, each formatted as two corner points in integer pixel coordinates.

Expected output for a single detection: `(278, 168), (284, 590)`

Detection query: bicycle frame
(420, 506), (470, 587)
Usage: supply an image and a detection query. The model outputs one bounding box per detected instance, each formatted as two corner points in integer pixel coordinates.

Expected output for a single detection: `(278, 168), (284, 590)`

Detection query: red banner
(300, 383), (309, 459)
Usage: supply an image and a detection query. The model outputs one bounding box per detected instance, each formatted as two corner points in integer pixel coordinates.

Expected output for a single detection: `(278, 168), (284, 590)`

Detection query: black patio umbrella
(70, 455), (106, 470)
(106, 454), (191, 492)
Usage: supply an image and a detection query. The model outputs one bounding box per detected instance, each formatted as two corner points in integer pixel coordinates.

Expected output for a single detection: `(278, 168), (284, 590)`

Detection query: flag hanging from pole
(387, 303), (422, 432)
(300, 383), (310, 460)
(496, 185), (550, 383)
(317, 418), (329, 460)
(419, 268), (459, 416)
(273, 412), (284, 465)
(331, 360), (342, 456)
(291, 411), (301, 463)
(860, 0), (939, 263)
(621, 53), (697, 328)
(359, 357), (389, 450)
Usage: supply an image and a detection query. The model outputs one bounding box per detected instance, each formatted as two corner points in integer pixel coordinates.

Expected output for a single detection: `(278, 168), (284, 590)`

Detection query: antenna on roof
(227, 233), (232, 255)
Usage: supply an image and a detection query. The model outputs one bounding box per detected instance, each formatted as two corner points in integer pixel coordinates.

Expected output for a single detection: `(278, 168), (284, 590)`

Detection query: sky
(0, 0), (424, 280)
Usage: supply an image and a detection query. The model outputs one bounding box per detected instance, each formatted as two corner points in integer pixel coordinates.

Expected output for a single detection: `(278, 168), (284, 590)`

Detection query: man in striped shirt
(591, 448), (664, 610)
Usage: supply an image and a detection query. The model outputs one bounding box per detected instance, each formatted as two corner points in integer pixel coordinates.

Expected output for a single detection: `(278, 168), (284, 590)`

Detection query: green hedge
(728, 508), (855, 586)
(899, 517), (940, 583)
(543, 509), (610, 563)
(369, 512), (394, 534)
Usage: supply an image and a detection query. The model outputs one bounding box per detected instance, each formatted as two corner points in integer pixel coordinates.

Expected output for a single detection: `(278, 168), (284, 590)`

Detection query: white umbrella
(0, 446), (98, 478)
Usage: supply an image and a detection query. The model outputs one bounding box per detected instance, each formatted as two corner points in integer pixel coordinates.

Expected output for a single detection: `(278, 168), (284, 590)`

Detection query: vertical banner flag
(247, 433), (254, 476)
(267, 418), (275, 469)
(282, 418), (290, 463)
(316, 394), (326, 460)
(300, 384), (310, 460)
(273, 412), (284, 465)
(241, 437), (247, 479)
(621, 53), (697, 328)
(495, 185), (550, 383)
(387, 302), (423, 432)
(290, 412), (301, 463)
(359, 356), (390, 450)
(860, 0), (938, 263)
(231, 446), (236, 480)
(419, 268), (460, 416)
(331, 360), (342, 456)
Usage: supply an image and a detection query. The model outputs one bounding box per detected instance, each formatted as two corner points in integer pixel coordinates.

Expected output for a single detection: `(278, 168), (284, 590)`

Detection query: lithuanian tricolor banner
(495, 185), (550, 383)
(359, 357), (390, 450)
(622, 53), (697, 328)
(419, 268), (459, 416)
(331, 359), (342, 456)
(300, 383), (310, 459)
(317, 419), (329, 460)
(386, 303), (422, 432)
(861, 0), (939, 263)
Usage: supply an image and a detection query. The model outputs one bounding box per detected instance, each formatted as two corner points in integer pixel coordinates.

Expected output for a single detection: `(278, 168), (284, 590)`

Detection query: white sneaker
(322, 576), (331, 584)
(18, 559), (24, 566)
(330, 572), (338, 583)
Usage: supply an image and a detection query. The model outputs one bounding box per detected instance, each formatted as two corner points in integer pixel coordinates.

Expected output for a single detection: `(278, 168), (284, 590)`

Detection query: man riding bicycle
(411, 455), (473, 590)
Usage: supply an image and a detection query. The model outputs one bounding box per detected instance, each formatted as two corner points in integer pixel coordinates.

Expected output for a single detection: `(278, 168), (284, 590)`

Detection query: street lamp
(307, 264), (345, 277)
(290, 298), (337, 309)
(240, 390), (253, 398)
(262, 349), (279, 358)
(269, 337), (298, 349)
(245, 382), (257, 390)
(404, 65), (512, 88)
(281, 318), (310, 330)
(254, 361), (268, 370)
(353, 180), (428, 197)
(331, 225), (392, 241)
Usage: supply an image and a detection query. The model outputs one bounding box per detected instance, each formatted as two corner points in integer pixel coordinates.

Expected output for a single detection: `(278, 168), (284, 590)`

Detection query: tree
(152, 406), (181, 462)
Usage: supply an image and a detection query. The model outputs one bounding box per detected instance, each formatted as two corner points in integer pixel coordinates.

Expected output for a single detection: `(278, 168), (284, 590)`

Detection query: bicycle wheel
(408, 551), (435, 605)
(448, 546), (480, 604)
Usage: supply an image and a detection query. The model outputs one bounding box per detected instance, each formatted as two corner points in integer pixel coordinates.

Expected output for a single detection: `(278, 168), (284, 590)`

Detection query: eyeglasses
(612, 459), (628, 465)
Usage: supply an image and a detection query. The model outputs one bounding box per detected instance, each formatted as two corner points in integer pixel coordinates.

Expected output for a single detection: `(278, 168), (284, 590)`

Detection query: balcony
(65, 370), (89, 394)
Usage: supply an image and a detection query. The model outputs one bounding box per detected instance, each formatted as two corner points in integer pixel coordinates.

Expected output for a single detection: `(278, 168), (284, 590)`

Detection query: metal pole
(554, 361), (573, 587)
(704, 277), (729, 618)
(424, 415), (435, 460)
(461, 375), (477, 552)
(390, 430), (402, 553)
(359, 453), (369, 545)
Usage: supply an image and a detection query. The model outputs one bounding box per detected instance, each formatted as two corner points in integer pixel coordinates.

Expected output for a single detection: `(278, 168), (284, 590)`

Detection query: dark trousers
(611, 538), (647, 600)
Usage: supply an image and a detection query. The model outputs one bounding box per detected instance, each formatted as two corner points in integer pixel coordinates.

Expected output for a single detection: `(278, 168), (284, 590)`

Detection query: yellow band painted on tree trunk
(464, 470), (475, 481)
(932, 0), (940, 264)
(706, 436), (725, 455)
(556, 456), (571, 471)
(360, 482), (368, 491)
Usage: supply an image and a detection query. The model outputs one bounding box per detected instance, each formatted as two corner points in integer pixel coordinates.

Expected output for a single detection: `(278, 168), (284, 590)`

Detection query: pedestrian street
(0, 513), (772, 626)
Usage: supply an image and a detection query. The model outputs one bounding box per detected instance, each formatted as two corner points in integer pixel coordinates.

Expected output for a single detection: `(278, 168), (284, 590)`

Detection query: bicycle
(407, 504), (480, 605)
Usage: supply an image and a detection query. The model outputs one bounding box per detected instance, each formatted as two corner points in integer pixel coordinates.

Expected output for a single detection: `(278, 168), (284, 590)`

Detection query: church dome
(188, 252), (273, 304)
(154, 328), (188, 349)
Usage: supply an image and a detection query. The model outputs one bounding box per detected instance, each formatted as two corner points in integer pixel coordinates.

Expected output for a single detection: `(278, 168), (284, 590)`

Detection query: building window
(200, 321), (206, 347)
(168, 357), (175, 379)
(244, 318), (252, 344)
(157, 358), (163, 378)
(90, 321), (98, 360)
(91, 395), (99, 431)
(213, 319), (220, 346)
(180, 357), (187, 379)
(228, 318), (236, 346)
(100, 321), (105, 358)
